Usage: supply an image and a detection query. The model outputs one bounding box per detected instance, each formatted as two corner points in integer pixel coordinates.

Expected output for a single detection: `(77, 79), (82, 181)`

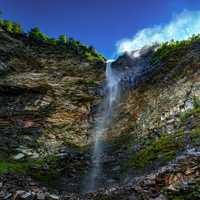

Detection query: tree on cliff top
(29, 27), (48, 41)
(58, 34), (68, 44)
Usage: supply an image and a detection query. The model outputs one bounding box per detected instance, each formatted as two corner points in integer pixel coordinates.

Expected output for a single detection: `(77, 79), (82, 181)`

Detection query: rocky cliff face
(0, 27), (106, 193)
(0, 27), (105, 156)
(1, 27), (200, 200)
(95, 41), (200, 199)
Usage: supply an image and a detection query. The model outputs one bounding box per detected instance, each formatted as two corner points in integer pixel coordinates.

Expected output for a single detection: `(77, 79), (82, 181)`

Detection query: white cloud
(116, 10), (200, 54)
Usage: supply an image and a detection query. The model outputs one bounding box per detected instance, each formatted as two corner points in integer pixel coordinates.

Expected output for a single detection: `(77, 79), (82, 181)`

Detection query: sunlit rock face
(82, 40), (200, 192)
(0, 27), (107, 193)
(0, 27), (105, 158)
(88, 40), (200, 194)
(106, 42), (200, 140)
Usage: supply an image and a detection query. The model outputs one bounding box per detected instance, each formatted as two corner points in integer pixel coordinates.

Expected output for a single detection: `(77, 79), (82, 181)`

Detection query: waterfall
(84, 60), (120, 192)
(106, 60), (120, 110)
(82, 47), (155, 193)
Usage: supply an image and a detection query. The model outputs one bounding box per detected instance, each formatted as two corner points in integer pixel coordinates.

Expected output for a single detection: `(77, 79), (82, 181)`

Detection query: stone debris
(0, 151), (199, 200)
(13, 153), (25, 160)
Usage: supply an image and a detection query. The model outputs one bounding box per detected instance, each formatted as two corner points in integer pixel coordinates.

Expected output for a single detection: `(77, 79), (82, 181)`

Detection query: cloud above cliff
(116, 10), (200, 54)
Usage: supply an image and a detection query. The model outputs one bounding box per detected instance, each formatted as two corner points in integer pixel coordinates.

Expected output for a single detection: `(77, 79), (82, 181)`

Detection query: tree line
(0, 16), (105, 62)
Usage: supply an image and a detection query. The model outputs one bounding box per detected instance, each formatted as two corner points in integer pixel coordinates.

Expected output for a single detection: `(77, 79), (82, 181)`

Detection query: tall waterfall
(83, 47), (155, 192)
(85, 60), (120, 192)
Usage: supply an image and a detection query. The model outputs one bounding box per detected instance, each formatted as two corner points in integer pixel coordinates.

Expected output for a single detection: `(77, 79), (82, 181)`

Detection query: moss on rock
(127, 132), (185, 169)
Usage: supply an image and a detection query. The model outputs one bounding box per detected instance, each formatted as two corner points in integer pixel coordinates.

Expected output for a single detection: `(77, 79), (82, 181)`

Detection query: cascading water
(84, 60), (120, 192)
(84, 47), (153, 192)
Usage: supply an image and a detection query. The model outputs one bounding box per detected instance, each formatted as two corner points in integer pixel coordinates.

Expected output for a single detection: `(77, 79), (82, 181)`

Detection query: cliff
(0, 26), (200, 200)
(0, 27), (106, 192)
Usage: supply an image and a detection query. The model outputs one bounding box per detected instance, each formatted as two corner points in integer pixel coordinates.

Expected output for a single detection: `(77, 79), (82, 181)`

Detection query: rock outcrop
(0, 27), (105, 157)
(0, 26), (200, 200)
(0, 27), (105, 192)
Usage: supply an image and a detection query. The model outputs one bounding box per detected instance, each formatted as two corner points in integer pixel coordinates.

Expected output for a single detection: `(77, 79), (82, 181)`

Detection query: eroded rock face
(108, 43), (200, 139)
(89, 41), (200, 192)
(0, 28), (105, 159)
(2, 151), (200, 200)
(1, 27), (200, 198)
(81, 150), (200, 200)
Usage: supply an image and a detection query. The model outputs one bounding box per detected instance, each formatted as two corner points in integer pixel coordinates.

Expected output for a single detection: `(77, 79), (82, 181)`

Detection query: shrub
(0, 17), (105, 62)
(29, 27), (48, 41)
(12, 23), (22, 34)
(193, 96), (200, 109)
(0, 19), (3, 26)
(58, 34), (67, 44)
(151, 34), (200, 65)
(3, 20), (13, 32)
(48, 38), (57, 45)
(0, 19), (22, 34)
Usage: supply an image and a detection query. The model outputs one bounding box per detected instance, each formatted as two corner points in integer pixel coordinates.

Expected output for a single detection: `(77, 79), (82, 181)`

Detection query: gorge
(0, 21), (200, 200)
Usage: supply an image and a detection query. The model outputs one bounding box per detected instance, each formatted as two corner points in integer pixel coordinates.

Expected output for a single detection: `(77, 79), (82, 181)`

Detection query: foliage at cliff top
(151, 34), (200, 65)
(0, 18), (105, 63)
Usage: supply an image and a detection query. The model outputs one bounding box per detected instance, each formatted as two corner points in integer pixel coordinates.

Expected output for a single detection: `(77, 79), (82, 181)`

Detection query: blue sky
(1, 0), (200, 58)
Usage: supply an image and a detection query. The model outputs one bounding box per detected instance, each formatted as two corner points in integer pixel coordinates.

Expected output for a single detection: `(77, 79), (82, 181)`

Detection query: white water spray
(85, 60), (120, 192)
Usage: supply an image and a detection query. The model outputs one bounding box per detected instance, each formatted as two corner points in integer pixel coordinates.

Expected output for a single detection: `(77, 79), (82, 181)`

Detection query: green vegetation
(29, 156), (60, 182)
(125, 97), (200, 171)
(0, 155), (60, 183)
(77, 79), (98, 87)
(0, 19), (22, 34)
(0, 17), (105, 62)
(151, 34), (200, 65)
(0, 155), (57, 175)
(127, 110), (200, 171)
(193, 96), (200, 109)
(126, 97), (200, 170)
(179, 110), (194, 122)
(29, 27), (49, 41)
(0, 152), (87, 184)
(179, 97), (200, 122)
(83, 51), (103, 62)
(111, 132), (136, 150)
(48, 38), (57, 45)
(63, 141), (89, 153)
(127, 132), (185, 169)
(58, 34), (68, 44)
(0, 160), (28, 174)
(75, 94), (95, 104)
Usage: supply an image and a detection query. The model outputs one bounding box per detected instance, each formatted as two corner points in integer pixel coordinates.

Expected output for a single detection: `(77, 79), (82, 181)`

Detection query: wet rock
(128, 193), (137, 200)
(184, 99), (193, 110)
(13, 191), (24, 200)
(13, 153), (25, 160)
(46, 193), (60, 200)
(112, 165), (120, 171)
(20, 192), (34, 200)
(36, 192), (46, 200)
(30, 152), (40, 159)
(0, 191), (5, 199)
(3, 193), (12, 200)
(153, 194), (167, 200)
(0, 60), (8, 72)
